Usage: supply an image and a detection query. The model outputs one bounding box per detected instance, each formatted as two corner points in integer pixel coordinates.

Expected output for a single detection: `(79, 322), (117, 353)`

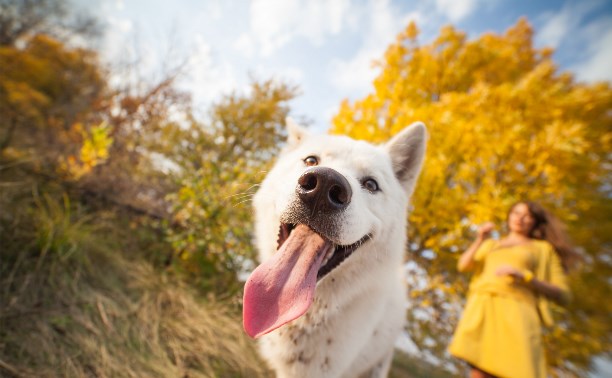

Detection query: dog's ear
(385, 122), (427, 194)
(286, 117), (309, 146)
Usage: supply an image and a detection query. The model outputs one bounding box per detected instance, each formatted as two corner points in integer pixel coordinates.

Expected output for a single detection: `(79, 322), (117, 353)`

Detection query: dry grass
(0, 225), (269, 378)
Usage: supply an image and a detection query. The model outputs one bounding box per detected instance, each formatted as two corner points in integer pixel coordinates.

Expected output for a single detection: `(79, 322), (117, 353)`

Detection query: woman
(449, 201), (580, 378)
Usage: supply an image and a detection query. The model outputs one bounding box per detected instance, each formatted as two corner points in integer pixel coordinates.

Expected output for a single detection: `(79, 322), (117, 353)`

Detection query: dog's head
(243, 119), (426, 338)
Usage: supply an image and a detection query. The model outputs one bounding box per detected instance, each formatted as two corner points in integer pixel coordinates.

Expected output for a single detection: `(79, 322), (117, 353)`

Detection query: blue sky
(81, 0), (612, 132)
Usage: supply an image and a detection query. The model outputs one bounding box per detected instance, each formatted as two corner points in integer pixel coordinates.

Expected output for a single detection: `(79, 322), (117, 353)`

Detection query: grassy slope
(0, 234), (454, 378)
(1, 241), (269, 377)
(390, 352), (456, 378)
(0, 167), (268, 377)
(0, 172), (453, 378)
(0, 238), (454, 377)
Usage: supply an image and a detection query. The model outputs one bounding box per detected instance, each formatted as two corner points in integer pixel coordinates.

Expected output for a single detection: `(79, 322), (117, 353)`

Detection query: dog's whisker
(224, 185), (261, 200)
(225, 192), (251, 199)
(229, 193), (254, 201)
(233, 198), (254, 207)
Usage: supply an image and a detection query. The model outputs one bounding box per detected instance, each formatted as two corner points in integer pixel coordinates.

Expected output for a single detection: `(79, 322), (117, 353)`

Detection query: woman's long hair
(510, 201), (581, 272)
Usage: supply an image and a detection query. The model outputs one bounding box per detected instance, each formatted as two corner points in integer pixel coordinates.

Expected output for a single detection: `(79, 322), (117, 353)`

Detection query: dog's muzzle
(243, 167), (371, 338)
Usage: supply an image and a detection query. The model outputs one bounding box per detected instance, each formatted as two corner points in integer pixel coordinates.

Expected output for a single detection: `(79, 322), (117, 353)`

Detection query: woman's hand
(495, 265), (525, 282)
(477, 222), (495, 240)
(457, 222), (496, 272)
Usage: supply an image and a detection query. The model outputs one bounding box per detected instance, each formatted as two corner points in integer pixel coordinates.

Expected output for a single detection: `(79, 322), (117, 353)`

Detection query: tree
(0, 34), (107, 170)
(0, 1), (181, 217)
(331, 19), (612, 376)
(166, 80), (299, 295)
(0, 0), (100, 46)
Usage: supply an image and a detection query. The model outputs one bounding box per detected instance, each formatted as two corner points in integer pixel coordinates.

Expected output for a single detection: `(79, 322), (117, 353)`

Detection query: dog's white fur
(251, 119), (426, 378)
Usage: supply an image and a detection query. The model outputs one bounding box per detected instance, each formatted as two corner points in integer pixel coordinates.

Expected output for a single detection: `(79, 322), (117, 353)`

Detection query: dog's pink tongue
(243, 224), (332, 338)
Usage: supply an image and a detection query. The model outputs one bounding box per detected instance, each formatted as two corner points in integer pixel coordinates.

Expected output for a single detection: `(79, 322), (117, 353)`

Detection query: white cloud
(277, 66), (305, 85)
(249, 0), (352, 56)
(536, 1), (612, 83)
(536, 0), (601, 49)
(203, 0), (223, 20)
(81, 0), (133, 63)
(329, 49), (377, 94)
(537, 9), (572, 49)
(233, 33), (255, 58)
(329, 0), (422, 95)
(572, 22), (612, 83)
(100, 16), (135, 64)
(434, 0), (478, 22)
(186, 35), (238, 106)
(250, 0), (298, 56)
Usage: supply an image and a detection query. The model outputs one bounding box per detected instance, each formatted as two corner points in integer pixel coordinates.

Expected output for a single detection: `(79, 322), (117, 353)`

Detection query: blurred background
(0, 0), (610, 377)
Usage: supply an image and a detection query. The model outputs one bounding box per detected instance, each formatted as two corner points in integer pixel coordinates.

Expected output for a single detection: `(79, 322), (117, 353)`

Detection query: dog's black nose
(297, 167), (352, 212)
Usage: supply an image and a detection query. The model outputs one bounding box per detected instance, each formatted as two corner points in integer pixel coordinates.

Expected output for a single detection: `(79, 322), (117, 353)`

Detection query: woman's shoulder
(480, 238), (499, 252)
(532, 239), (553, 249)
(473, 238), (497, 261)
(481, 238), (496, 247)
(531, 239), (556, 258)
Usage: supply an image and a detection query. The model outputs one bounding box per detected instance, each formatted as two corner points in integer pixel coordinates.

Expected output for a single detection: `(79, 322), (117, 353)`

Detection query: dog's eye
(304, 156), (318, 166)
(362, 178), (379, 192)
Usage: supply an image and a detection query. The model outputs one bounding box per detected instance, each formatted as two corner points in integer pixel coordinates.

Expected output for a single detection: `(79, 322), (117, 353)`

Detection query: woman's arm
(530, 278), (569, 305)
(457, 222), (495, 272)
(495, 266), (570, 305)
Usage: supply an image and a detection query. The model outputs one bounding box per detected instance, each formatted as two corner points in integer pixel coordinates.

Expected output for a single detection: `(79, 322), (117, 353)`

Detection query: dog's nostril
(329, 185), (348, 205)
(299, 173), (317, 191)
(297, 167), (352, 211)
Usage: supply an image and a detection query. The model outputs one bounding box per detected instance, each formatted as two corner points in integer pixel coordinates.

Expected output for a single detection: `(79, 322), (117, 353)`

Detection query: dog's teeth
(321, 247), (335, 266)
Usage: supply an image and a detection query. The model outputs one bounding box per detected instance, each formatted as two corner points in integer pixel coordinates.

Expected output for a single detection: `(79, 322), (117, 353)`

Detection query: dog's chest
(260, 299), (341, 375)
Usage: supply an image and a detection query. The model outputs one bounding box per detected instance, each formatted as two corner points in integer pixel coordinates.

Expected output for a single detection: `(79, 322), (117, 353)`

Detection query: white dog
(243, 119), (426, 378)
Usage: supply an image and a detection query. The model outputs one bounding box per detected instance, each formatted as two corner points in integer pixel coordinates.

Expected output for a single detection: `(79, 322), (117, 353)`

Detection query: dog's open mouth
(277, 223), (370, 281)
(243, 223), (370, 338)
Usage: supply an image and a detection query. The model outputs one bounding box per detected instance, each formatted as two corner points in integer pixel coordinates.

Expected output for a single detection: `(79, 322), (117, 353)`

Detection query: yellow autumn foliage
(61, 122), (113, 180)
(331, 18), (611, 376)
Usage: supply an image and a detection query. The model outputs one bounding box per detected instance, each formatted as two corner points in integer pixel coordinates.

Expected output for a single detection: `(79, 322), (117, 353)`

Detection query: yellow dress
(448, 239), (570, 378)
